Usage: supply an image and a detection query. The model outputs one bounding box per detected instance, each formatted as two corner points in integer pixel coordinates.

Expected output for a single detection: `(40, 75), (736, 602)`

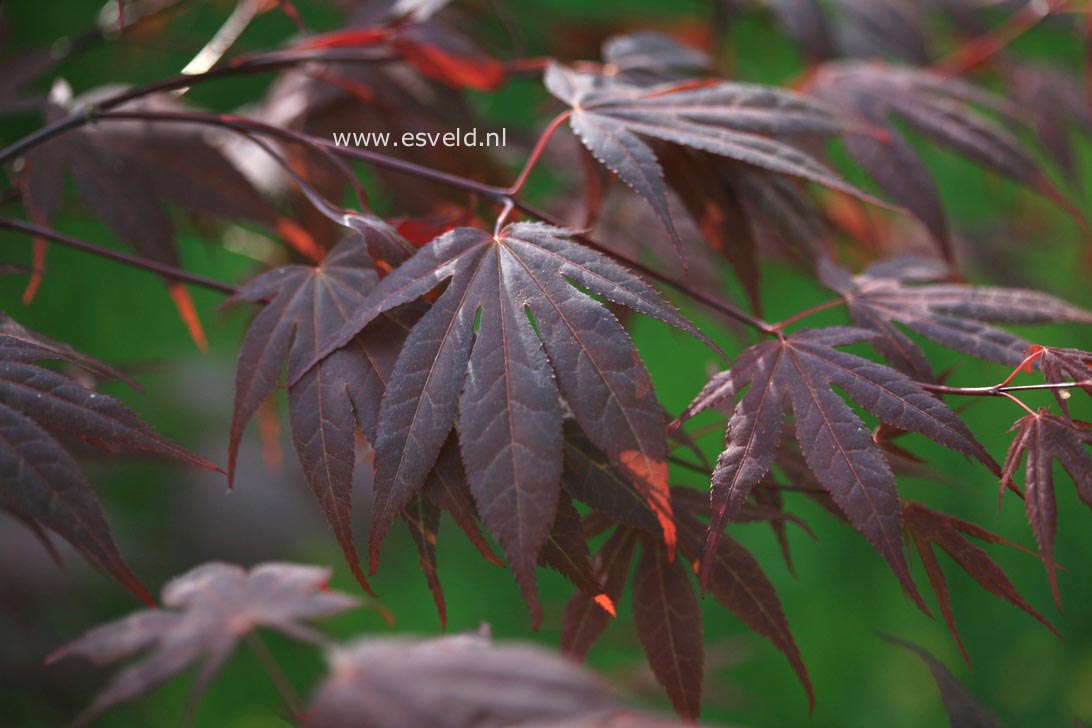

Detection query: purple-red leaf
(561, 527), (639, 660)
(301, 223), (699, 609)
(903, 500), (1056, 662)
(633, 541), (703, 720)
(820, 257), (1092, 377)
(680, 326), (995, 603)
(1002, 409), (1092, 604)
(231, 233), (413, 595)
(675, 502), (812, 709)
(0, 315), (216, 603)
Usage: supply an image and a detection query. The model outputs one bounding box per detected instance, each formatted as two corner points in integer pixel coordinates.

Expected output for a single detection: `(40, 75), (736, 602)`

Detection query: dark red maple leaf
(563, 487), (809, 718)
(677, 326), (997, 601)
(809, 61), (1076, 259)
(229, 229), (417, 595)
(544, 61), (866, 262)
(21, 86), (288, 344)
(299, 222), (708, 622)
(0, 315), (217, 604)
(902, 500), (1056, 662)
(1028, 345), (1092, 417)
(819, 258), (1092, 379)
(1002, 409), (1092, 603)
(50, 562), (361, 727)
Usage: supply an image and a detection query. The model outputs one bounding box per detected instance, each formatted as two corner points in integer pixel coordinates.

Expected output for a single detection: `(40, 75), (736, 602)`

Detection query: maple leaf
(0, 314), (217, 603)
(1030, 345), (1092, 417)
(601, 31), (711, 84)
(561, 527), (640, 661)
(1002, 409), (1092, 603)
(544, 62), (863, 261)
(673, 489), (812, 709)
(659, 146), (830, 311)
(561, 423), (662, 537)
(809, 61), (1075, 257)
(819, 258), (1092, 379)
(539, 492), (615, 612)
(633, 538), (704, 720)
(306, 630), (629, 728)
(883, 636), (1005, 728)
(902, 500), (1056, 662)
(564, 489), (809, 718)
(299, 222), (706, 621)
(677, 326), (997, 601)
(50, 562), (360, 726)
(21, 85), (289, 341)
(229, 230), (417, 595)
(1007, 63), (1092, 185)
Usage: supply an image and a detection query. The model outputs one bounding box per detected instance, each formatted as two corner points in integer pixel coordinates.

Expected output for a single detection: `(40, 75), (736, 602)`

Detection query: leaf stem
(771, 298), (846, 331)
(0, 217), (238, 295)
(505, 110), (571, 195)
(244, 632), (303, 719)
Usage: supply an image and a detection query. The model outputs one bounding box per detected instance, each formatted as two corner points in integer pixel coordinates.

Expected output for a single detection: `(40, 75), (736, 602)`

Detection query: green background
(1, 0), (1090, 726)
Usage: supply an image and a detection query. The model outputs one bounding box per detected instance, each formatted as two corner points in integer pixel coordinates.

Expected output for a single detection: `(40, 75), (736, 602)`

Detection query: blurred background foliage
(1, 0), (1090, 726)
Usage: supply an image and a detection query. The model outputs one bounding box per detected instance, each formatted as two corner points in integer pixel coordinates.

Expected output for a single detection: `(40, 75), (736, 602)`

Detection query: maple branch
(0, 47), (395, 166)
(920, 379), (1092, 399)
(0, 218), (238, 295)
(243, 632), (303, 719)
(90, 110), (775, 336)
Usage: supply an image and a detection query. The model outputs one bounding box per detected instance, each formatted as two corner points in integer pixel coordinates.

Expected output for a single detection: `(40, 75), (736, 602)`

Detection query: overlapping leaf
(563, 488), (809, 718)
(229, 230), (417, 595)
(50, 562), (360, 727)
(820, 257), (1092, 379)
(677, 326), (997, 599)
(0, 315), (216, 603)
(21, 85), (287, 339)
(809, 62), (1072, 258)
(1002, 409), (1092, 602)
(299, 222), (702, 621)
(902, 500), (1056, 661)
(543, 62), (860, 260)
(1029, 345), (1092, 416)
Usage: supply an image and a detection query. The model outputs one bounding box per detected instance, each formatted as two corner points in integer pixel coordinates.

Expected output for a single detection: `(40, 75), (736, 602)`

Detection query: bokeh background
(1, 0), (1091, 726)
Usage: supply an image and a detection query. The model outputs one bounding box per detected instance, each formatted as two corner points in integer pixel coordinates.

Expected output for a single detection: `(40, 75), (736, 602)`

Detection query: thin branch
(0, 218), (238, 295)
(920, 378), (1092, 416)
(0, 48), (395, 166)
(90, 110), (776, 334)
